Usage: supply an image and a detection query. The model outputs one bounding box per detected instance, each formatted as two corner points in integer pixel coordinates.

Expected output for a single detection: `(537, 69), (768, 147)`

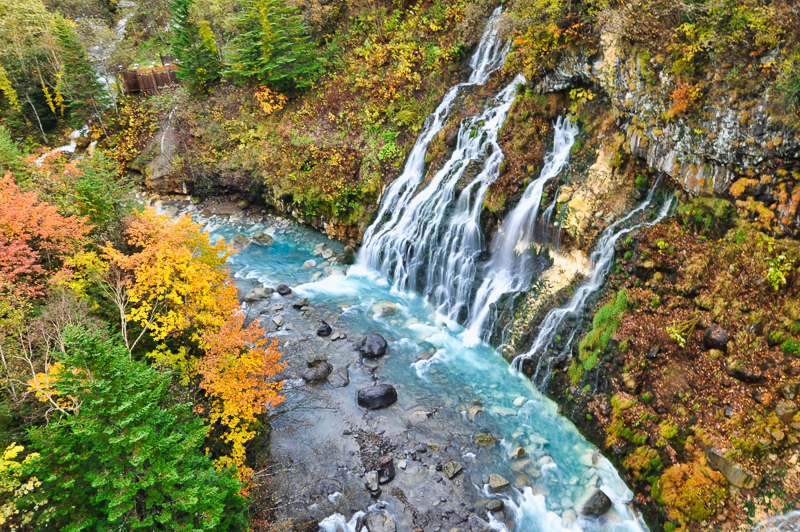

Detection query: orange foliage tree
(101, 208), (284, 484)
(0, 172), (90, 303)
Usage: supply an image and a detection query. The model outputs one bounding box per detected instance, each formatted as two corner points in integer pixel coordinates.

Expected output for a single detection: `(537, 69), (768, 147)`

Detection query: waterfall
(357, 6), (511, 301)
(463, 117), (579, 343)
(513, 183), (676, 389)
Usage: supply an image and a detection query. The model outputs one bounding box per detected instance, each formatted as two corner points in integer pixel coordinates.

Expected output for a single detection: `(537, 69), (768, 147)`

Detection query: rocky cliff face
(533, 30), (800, 236)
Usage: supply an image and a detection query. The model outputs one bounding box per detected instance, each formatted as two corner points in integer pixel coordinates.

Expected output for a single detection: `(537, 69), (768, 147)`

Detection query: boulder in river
(302, 361), (332, 384)
(317, 321), (333, 337)
(442, 461), (462, 479)
(292, 298), (309, 309)
(321, 248), (334, 260)
(251, 232), (274, 246)
(365, 513), (396, 532)
(378, 455), (395, 484)
(357, 385), (397, 409)
(577, 487), (612, 517)
(489, 474), (510, 492)
(327, 367), (350, 388)
(356, 333), (388, 358)
(306, 353), (327, 367)
(271, 315), (284, 327)
(276, 284), (292, 296)
(302, 259), (316, 269)
(703, 326), (729, 350)
(243, 286), (273, 302)
(231, 233), (250, 250)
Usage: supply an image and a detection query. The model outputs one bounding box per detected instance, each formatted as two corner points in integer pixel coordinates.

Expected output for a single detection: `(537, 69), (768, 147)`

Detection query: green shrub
(676, 197), (735, 238)
(781, 338), (800, 355)
(578, 290), (629, 371)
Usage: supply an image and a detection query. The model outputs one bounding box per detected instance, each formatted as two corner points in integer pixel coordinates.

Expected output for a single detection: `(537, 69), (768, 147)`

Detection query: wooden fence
(119, 64), (180, 95)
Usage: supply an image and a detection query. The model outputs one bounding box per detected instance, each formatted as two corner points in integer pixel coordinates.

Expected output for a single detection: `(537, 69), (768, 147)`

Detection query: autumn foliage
(101, 209), (284, 485)
(0, 172), (90, 302)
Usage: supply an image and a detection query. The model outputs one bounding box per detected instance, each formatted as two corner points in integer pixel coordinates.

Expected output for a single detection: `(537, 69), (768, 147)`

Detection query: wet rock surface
(357, 385), (398, 410)
(356, 333), (388, 358)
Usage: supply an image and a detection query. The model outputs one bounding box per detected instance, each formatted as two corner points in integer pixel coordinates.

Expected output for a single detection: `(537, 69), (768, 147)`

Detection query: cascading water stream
(362, 74), (524, 322)
(463, 116), (579, 344)
(358, 6), (508, 269)
(513, 183), (676, 390)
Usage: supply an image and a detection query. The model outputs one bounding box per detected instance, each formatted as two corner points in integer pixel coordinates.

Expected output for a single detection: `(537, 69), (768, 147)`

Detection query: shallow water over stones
(169, 204), (647, 531)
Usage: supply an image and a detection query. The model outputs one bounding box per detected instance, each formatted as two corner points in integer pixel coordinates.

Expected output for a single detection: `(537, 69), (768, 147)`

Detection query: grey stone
(705, 448), (761, 489)
(442, 461), (462, 479)
(357, 385), (397, 409)
(408, 410), (430, 424)
(163, 205), (179, 217)
(365, 513), (396, 532)
(302, 361), (332, 384)
(292, 298), (309, 309)
(488, 474), (510, 492)
(251, 232), (274, 246)
(781, 383), (798, 401)
(577, 487), (612, 517)
(321, 248), (334, 260)
(271, 315), (284, 327)
(365, 471), (380, 494)
(486, 499), (504, 513)
(317, 322), (333, 337)
(302, 259), (316, 269)
(243, 286), (274, 302)
(306, 353), (328, 367)
(327, 367), (350, 388)
(231, 234), (250, 250)
(776, 400), (798, 423)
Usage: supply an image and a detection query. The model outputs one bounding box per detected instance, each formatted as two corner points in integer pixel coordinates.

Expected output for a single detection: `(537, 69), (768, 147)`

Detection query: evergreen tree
(227, 0), (320, 90)
(23, 327), (247, 531)
(169, 0), (222, 91)
(52, 17), (110, 131)
(0, 126), (24, 176)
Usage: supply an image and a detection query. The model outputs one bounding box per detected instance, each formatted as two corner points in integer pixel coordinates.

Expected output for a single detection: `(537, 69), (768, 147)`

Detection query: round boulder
(703, 326), (729, 350)
(302, 361), (332, 384)
(356, 333), (388, 358)
(276, 284), (292, 296)
(317, 322), (333, 337)
(231, 233), (250, 250)
(251, 232), (274, 246)
(357, 385), (397, 410)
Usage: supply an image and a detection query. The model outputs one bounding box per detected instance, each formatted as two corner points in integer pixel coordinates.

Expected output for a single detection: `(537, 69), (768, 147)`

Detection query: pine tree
(23, 327), (247, 531)
(52, 17), (110, 132)
(227, 0), (320, 90)
(169, 0), (222, 92)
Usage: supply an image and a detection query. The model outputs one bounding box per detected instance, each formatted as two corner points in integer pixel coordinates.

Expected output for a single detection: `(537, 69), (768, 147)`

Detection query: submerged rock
(251, 232), (274, 246)
(372, 301), (398, 317)
(357, 385), (397, 409)
(302, 259), (316, 269)
(302, 361), (332, 384)
(356, 333), (388, 358)
(486, 499), (504, 513)
(577, 487), (612, 517)
(231, 233), (250, 250)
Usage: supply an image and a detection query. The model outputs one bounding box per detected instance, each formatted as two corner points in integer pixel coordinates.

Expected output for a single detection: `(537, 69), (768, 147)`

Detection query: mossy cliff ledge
(529, 30), (800, 236)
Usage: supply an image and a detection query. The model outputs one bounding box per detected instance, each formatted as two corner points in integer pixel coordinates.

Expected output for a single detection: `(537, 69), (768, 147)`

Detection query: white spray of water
(463, 116), (579, 343)
(513, 184), (676, 389)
